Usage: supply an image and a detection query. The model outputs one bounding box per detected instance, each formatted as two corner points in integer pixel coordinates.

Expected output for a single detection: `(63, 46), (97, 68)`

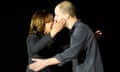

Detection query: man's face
(54, 7), (65, 22)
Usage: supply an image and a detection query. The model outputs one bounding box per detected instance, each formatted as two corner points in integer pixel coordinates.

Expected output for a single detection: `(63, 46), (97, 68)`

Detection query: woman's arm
(26, 33), (54, 54)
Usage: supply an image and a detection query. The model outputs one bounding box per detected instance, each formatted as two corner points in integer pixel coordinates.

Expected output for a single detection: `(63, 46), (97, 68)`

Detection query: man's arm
(29, 58), (61, 72)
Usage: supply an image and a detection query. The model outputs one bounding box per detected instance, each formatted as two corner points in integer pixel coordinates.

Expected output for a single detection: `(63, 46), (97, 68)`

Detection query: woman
(26, 10), (63, 72)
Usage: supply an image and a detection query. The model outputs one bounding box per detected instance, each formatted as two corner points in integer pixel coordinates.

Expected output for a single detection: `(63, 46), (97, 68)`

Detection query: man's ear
(64, 14), (69, 20)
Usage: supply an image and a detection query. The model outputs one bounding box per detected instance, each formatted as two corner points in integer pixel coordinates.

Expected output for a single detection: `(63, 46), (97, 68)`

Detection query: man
(29, 1), (104, 72)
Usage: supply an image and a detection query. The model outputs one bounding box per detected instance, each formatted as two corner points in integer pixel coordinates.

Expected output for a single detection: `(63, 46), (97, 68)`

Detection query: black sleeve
(26, 33), (54, 54)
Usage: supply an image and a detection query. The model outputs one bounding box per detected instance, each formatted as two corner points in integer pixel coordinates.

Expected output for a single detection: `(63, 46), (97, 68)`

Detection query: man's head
(54, 1), (76, 22)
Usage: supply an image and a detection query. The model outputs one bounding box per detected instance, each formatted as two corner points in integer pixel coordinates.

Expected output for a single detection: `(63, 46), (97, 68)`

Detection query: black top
(26, 28), (70, 72)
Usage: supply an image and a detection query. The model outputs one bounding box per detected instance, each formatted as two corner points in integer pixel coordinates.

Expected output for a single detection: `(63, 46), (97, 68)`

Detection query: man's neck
(66, 17), (78, 30)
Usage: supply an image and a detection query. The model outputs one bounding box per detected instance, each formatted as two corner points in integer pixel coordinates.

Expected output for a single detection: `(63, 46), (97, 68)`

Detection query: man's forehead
(55, 7), (62, 14)
(55, 6), (59, 12)
(55, 9), (59, 15)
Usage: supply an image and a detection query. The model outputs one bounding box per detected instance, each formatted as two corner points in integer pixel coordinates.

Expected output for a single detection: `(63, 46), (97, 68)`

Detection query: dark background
(2, 0), (118, 72)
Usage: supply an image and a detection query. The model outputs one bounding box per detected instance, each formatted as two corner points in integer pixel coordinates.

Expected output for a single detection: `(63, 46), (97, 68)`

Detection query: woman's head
(29, 10), (53, 34)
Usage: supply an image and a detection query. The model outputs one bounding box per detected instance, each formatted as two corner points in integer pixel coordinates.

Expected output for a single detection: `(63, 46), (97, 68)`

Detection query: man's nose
(54, 16), (57, 21)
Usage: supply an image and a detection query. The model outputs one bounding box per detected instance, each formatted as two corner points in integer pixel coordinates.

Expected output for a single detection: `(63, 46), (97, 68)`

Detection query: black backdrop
(2, 0), (118, 72)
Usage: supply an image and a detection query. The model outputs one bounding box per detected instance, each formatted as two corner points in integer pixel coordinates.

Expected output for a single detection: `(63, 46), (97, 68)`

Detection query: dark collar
(69, 19), (80, 35)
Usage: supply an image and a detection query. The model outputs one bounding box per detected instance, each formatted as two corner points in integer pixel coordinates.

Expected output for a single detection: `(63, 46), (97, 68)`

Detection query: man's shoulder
(76, 21), (89, 30)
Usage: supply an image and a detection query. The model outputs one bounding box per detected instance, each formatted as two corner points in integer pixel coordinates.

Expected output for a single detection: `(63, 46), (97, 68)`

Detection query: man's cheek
(58, 17), (64, 21)
(56, 19), (61, 22)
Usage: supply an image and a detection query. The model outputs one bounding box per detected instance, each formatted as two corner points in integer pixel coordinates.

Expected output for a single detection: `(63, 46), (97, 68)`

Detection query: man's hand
(95, 30), (103, 40)
(29, 58), (48, 72)
(29, 58), (61, 72)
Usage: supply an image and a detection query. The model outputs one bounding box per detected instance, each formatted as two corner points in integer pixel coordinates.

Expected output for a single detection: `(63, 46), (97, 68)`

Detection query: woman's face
(44, 14), (54, 34)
